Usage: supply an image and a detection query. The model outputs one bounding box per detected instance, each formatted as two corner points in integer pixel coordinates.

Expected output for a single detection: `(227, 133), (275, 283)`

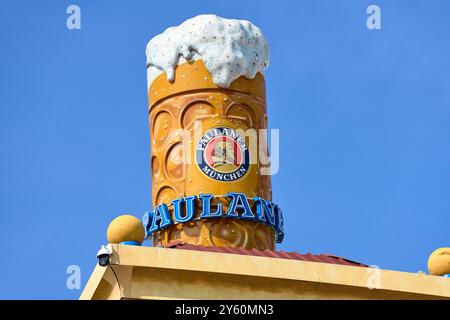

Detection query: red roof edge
(161, 241), (368, 268)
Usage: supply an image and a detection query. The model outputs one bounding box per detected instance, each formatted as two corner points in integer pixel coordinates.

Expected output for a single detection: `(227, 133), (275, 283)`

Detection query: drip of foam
(145, 14), (270, 89)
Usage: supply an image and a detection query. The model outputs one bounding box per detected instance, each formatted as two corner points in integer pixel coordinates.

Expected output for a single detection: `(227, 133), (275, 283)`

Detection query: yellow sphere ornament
(107, 215), (145, 245)
(427, 247), (450, 276)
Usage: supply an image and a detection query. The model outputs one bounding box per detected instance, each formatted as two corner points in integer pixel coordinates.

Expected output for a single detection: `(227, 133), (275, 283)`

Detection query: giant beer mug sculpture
(145, 15), (283, 250)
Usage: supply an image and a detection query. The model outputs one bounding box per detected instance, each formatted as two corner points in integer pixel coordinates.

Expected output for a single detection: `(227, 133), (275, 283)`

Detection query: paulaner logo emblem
(195, 127), (250, 182)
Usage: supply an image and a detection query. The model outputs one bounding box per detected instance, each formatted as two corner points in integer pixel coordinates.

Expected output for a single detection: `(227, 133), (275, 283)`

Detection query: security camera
(97, 244), (112, 267)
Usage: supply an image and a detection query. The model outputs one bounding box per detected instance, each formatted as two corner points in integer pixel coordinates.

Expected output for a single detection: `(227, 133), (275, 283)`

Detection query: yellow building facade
(81, 244), (450, 300)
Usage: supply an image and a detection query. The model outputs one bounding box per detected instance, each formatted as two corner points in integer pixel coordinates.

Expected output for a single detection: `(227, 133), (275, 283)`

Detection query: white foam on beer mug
(146, 14), (270, 89)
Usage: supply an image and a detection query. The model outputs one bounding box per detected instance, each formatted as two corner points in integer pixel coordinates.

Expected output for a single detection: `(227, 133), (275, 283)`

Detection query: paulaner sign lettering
(143, 192), (284, 243)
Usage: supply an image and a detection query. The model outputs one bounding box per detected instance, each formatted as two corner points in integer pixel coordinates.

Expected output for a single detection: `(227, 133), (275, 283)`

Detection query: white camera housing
(96, 244), (112, 267)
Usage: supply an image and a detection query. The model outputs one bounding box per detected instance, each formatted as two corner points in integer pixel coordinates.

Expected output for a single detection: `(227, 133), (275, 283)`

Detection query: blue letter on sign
(150, 204), (173, 233)
(274, 204), (284, 243)
(172, 195), (196, 223)
(254, 196), (276, 227)
(142, 211), (154, 240)
(226, 192), (255, 220)
(199, 194), (223, 218)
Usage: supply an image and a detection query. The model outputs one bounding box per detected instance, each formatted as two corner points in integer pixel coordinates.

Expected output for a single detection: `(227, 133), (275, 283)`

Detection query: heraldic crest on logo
(195, 127), (250, 182)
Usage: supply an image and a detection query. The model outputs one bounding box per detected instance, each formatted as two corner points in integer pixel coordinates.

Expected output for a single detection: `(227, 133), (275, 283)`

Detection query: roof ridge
(162, 242), (367, 267)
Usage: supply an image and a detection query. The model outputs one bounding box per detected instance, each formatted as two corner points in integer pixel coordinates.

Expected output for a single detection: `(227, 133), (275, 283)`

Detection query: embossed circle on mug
(209, 219), (247, 247)
(165, 142), (185, 181)
(181, 101), (216, 129)
(151, 155), (160, 177)
(167, 225), (183, 242)
(181, 221), (202, 243)
(153, 111), (173, 144)
(155, 186), (177, 205)
(225, 102), (255, 128)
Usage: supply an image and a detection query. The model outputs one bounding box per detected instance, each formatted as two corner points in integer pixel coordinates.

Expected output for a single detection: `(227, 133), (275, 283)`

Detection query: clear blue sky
(0, 0), (449, 299)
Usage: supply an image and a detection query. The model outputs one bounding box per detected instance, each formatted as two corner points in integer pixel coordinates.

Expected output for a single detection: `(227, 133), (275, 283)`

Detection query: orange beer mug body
(145, 15), (283, 250)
